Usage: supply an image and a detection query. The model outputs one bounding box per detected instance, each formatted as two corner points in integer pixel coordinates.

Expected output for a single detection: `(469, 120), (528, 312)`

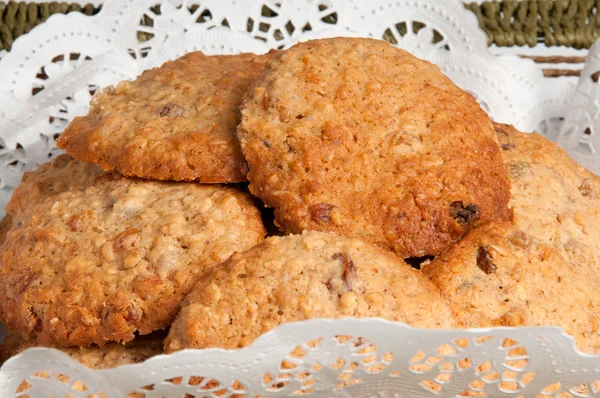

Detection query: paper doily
(3, 319), (600, 397)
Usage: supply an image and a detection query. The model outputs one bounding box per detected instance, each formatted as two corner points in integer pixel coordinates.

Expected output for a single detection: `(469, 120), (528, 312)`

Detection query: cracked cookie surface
(57, 51), (277, 182)
(165, 231), (456, 352)
(0, 161), (265, 347)
(238, 38), (511, 258)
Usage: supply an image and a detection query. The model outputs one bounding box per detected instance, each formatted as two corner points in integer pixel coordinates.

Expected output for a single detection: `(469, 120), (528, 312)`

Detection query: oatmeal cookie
(422, 222), (600, 353)
(165, 231), (456, 352)
(6, 154), (106, 224)
(57, 51), (278, 182)
(238, 38), (511, 258)
(0, 330), (164, 369)
(422, 126), (600, 353)
(494, 123), (600, 269)
(0, 175), (265, 347)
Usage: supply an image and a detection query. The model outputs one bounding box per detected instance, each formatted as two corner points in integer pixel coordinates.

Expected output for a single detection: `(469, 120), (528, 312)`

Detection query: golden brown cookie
(494, 123), (600, 269)
(6, 154), (106, 224)
(422, 127), (600, 353)
(238, 38), (511, 258)
(0, 171), (266, 347)
(57, 51), (278, 182)
(0, 331), (164, 369)
(0, 155), (106, 257)
(165, 231), (457, 352)
(422, 222), (600, 354)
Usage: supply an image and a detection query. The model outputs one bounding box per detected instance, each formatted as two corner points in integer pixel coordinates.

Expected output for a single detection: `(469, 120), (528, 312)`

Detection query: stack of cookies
(1, 37), (599, 372)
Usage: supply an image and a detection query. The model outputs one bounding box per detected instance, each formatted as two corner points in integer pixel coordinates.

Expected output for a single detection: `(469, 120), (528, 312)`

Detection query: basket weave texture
(0, 2), (99, 51)
(467, 0), (600, 48)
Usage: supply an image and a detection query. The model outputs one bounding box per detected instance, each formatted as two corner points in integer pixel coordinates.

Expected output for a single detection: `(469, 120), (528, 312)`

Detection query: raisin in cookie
(0, 330), (164, 369)
(5, 155), (106, 225)
(238, 38), (511, 258)
(0, 171), (265, 347)
(57, 51), (277, 182)
(165, 231), (456, 352)
(422, 222), (600, 354)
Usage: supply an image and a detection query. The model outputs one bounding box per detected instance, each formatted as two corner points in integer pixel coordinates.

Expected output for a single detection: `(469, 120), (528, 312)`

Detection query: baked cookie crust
(238, 38), (511, 258)
(422, 222), (600, 354)
(0, 163), (265, 347)
(165, 231), (456, 352)
(423, 126), (600, 353)
(494, 123), (600, 270)
(57, 51), (277, 182)
(6, 154), (106, 224)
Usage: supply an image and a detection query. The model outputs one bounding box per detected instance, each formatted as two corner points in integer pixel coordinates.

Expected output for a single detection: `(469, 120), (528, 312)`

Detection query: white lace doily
(1, 1), (600, 396)
(2, 318), (599, 398)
